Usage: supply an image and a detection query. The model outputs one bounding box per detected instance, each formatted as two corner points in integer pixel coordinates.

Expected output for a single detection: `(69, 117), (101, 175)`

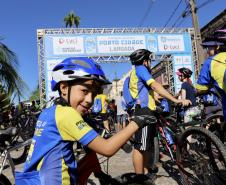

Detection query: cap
(201, 41), (224, 47)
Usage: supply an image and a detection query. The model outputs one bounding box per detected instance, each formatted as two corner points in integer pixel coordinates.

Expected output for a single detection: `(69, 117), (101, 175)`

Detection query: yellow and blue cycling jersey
(129, 65), (156, 110)
(94, 94), (108, 113)
(196, 52), (226, 121)
(22, 105), (98, 185)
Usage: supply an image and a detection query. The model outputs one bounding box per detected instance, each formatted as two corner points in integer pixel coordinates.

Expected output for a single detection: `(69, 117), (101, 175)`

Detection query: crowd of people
(14, 29), (226, 185)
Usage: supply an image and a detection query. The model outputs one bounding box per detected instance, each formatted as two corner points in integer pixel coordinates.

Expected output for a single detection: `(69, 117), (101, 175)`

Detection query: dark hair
(129, 49), (152, 65)
(178, 67), (192, 78)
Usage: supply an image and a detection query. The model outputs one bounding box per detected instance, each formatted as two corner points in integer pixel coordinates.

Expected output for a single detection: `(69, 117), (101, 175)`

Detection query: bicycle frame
(77, 151), (102, 185)
(156, 113), (178, 162)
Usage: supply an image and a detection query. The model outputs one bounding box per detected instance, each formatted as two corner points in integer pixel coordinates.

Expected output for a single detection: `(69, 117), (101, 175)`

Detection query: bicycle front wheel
(176, 126), (226, 185)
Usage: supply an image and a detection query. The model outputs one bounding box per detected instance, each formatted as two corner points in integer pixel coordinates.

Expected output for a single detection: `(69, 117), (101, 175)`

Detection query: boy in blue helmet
(15, 57), (158, 185)
(128, 49), (191, 176)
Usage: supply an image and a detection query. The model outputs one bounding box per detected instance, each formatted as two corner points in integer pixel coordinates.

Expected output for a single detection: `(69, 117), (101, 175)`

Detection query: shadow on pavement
(159, 160), (183, 185)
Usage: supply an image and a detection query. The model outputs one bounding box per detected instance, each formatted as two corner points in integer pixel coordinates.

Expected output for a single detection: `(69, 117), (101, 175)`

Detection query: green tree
(30, 84), (40, 101)
(64, 11), (81, 28)
(0, 83), (10, 113)
(0, 39), (28, 100)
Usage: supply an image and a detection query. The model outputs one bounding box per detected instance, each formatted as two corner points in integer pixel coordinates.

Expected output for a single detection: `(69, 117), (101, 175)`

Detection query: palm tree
(30, 84), (40, 101)
(64, 11), (81, 28)
(0, 39), (28, 100)
(0, 83), (10, 113)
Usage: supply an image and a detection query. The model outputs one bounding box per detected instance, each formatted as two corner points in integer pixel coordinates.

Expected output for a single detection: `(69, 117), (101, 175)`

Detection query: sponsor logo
(76, 120), (88, 130)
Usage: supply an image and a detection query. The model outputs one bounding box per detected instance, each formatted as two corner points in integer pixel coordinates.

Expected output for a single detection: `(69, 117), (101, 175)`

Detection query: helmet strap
(67, 86), (72, 106)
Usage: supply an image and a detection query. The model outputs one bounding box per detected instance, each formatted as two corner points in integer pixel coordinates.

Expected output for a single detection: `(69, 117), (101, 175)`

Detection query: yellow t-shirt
(94, 94), (108, 113)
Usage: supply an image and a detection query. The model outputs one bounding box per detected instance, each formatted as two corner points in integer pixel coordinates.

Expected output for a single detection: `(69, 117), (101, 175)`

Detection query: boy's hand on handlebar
(131, 107), (157, 128)
(176, 99), (191, 107)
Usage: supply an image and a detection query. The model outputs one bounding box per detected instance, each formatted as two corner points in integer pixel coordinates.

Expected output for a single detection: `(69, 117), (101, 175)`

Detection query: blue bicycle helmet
(51, 57), (111, 91)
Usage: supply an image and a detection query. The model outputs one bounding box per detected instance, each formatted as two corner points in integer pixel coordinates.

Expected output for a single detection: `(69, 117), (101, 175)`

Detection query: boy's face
(60, 80), (101, 115)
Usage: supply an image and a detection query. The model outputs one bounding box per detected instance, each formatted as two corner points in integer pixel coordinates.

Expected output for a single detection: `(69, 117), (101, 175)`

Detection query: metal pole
(189, 0), (205, 74)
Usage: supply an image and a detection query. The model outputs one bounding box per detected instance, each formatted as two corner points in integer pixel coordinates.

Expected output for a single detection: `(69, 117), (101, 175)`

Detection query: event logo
(58, 38), (78, 45)
(85, 37), (97, 53)
(53, 37), (84, 55)
(147, 35), (157, 52)
(158, 35), (185, 52)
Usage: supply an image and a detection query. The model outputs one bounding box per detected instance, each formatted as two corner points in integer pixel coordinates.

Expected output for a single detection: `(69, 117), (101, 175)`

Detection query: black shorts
(100, 113), (108, 121)
(133, 107), (157, 151)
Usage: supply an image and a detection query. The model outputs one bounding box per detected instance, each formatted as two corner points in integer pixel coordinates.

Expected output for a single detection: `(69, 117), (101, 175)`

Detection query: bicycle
(149, 106), (226, 185)
(0, 127), (32, 185)
(202, 113), (225, 143)
(177, 126), (226, 185)
(195, 95), (226, 143)
(4, 110), (37, 164)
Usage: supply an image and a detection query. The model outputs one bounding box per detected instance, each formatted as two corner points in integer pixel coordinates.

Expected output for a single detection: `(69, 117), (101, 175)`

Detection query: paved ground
(3, 147), (183, 185)
(87, 148), (182, 185)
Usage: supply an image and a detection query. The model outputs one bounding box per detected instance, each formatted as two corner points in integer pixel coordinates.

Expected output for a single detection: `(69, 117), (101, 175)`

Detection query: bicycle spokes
(177, 128), (226, 185)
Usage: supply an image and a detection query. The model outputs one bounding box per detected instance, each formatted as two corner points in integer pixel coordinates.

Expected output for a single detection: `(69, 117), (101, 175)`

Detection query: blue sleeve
(136, 65), (154, 85)
(197, 58), (212, 85)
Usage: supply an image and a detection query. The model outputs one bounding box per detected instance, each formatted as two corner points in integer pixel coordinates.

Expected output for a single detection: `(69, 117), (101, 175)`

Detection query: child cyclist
(176, 67), (201, 123)
(15, 57), (157, 185)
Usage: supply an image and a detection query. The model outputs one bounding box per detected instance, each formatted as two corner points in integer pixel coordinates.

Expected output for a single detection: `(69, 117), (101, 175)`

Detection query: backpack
(160, 98), (170, 113)
(123, 75), (143, 111)
(92, 98), (102, 113)
(122, 76), (135, 111)
(202, 93), (218, 106)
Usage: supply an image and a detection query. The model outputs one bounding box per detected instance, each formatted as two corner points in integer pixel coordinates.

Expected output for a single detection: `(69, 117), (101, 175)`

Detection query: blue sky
(0, 0), (225, 100)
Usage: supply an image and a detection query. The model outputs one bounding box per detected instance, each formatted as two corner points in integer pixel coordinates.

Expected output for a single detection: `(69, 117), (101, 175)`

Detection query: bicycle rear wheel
(177, 127), (226, 185)
(10, 134), (29, 164)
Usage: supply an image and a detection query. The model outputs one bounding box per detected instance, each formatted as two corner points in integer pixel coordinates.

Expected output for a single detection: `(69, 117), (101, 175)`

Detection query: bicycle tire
(203, 114), (225, 142)
(0, 174), (11, 185)
(177, 126), (226, 185)
(10, 135), (29, 164)
(148, 136), (159, 170)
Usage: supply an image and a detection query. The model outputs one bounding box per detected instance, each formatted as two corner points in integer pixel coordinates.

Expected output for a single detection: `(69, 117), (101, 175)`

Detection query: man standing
(93, 93), (110, 131)
(115, 91), (128, 131)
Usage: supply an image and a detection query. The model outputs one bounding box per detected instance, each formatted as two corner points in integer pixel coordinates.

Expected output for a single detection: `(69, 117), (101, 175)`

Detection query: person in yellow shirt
(93, 93), (110, 131)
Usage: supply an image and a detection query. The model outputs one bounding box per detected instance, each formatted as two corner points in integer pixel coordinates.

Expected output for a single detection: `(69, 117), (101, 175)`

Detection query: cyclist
(108, 99), (117, 126)
(129, 49), (191, 176)
(15, 57), (157, 185)
(196, 30), (226, 122)
(176, 67), (201, 123)
(93, 93), (110, 131)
